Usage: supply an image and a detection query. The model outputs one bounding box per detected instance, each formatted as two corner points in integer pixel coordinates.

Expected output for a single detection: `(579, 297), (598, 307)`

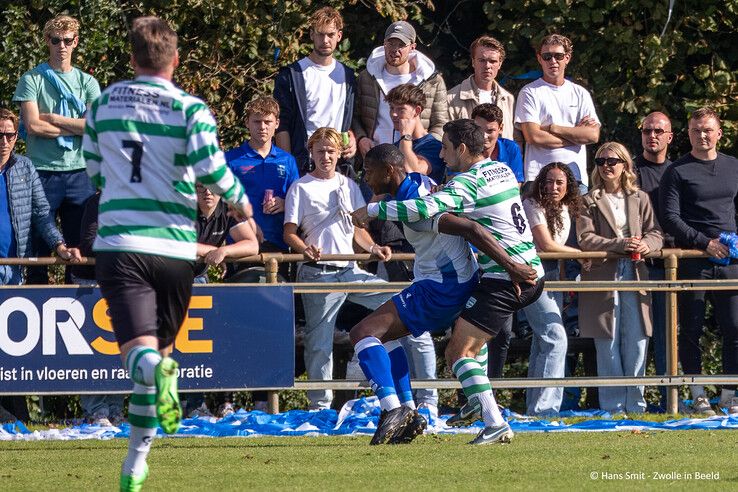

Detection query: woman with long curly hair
(524, 162), (584, 261)
(576, 142), (663, 413)
(518, 162), (583, 415)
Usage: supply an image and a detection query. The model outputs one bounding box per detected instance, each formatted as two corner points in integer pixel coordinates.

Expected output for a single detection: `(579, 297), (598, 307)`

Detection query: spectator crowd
(2, 8), (738, 424)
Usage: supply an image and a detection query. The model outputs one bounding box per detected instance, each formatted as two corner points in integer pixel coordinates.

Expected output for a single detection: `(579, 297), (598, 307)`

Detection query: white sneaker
(469, 422), (514, 445)
(690, 395), (716, 416)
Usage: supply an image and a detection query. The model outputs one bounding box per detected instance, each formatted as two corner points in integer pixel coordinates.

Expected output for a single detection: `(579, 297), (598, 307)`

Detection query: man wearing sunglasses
(514, 34), (600, 193)
(634, 111), (673, 412)
(12, 15), (100, 285)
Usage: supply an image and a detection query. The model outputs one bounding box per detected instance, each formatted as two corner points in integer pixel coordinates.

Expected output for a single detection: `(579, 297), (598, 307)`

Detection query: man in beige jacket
(447, 36), (515, 141)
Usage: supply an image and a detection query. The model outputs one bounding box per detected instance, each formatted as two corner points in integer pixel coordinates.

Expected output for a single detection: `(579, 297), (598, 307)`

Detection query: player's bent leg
(155, 356), (182, 434)
(386, 337), (427, 444)
(446, 319), (513, 445)
(351, 301), (415, 444)
(445, 323), (486, 428)
(149, 260), (192, 433)
(385, 339), (415, 409)
(349, 299), (408, 345)
(119, 337), (161, 490)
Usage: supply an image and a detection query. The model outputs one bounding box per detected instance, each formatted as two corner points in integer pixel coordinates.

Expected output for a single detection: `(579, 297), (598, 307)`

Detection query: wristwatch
(400, 134), (413, 141)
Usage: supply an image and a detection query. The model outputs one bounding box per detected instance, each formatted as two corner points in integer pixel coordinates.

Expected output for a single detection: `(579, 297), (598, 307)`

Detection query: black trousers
(678, 258), (738, 390)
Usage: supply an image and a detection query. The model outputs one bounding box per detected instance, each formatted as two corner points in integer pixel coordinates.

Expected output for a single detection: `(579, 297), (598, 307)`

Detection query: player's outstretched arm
(437, 213), (537, 286)
(365, 182), (471, 223)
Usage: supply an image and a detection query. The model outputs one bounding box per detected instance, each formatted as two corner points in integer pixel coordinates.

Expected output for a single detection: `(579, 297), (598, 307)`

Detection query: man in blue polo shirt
(471, 103), (524, 185)
(226, 96), (300, 269)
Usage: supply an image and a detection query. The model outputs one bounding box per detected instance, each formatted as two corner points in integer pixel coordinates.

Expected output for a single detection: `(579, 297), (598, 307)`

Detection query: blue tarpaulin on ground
(1, 397), (738, 441)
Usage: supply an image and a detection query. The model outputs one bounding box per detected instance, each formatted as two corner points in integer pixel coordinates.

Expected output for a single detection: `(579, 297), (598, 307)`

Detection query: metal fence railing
(3, 248), (737, 414)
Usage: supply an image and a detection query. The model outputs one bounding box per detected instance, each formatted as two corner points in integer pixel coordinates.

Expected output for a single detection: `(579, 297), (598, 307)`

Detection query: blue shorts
(392, 274), (479, 337)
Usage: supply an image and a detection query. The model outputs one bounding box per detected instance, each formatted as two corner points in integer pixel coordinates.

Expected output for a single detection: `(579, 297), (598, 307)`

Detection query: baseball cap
(384, 21), (416, 45)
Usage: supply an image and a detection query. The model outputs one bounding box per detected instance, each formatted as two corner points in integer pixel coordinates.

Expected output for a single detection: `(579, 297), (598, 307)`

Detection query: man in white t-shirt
(514, 34), (600, 190)
(284, 128), (393, 410)
(353, 21), (448, 158)
(274, 7), (357, 173)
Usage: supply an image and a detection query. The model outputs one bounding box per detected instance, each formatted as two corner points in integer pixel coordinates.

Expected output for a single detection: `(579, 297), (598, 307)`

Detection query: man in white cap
(353, 20), (448, 158)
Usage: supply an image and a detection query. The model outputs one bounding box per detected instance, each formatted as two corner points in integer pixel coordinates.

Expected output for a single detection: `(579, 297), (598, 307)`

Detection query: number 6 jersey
(82, 75), (249, 261)
(367, 159), (543, 281)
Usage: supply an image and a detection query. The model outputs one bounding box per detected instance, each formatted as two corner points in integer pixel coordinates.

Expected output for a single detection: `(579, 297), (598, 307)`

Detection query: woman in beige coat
(576, 142), (663, 414)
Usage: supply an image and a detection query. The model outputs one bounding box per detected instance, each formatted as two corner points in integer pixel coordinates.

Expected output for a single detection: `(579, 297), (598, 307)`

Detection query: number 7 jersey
(82, 75), (249, 261)
(367, 159), (544, 281)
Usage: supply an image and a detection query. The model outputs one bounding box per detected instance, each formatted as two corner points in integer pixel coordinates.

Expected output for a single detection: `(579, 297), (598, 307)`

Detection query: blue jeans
(298, 263), (393, 409)
(524, 268), (567, 415)
(0, 265), (21, 285)
(594, 259), (648, 414)
(27, 169), (95, 284)
(647, 263), (667, 409)
(80, 394), (125, 420)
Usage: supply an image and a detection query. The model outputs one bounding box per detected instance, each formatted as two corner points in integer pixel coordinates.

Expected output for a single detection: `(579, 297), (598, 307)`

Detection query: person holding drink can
(226, 96), (299, 266)
(576, 141), (663, 413)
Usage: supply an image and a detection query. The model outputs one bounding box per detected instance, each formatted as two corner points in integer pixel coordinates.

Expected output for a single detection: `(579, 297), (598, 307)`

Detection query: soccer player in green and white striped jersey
(82, 17), (253, 491)
(353, 119), (541, 444)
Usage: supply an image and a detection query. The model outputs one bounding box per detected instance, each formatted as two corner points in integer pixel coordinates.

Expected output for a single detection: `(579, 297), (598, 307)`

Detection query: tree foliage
(0, 0), (735, 157)
(0, 0), (432, 148)
(425, 0), (738, 157)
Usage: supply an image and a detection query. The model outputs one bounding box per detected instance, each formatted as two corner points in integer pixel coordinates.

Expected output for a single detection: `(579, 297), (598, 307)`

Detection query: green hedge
(422, 0), (738, 158)
(0, 0), (431, 149)
(3, 1), (734, 157)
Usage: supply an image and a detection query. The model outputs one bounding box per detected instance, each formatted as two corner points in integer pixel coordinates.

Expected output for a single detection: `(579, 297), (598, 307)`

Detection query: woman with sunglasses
(576, 142), (663, 414)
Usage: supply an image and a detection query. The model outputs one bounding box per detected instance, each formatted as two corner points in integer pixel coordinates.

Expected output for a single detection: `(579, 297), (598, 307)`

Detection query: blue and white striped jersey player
(351, 140), (538, 445)
(353, 120), (542, 445)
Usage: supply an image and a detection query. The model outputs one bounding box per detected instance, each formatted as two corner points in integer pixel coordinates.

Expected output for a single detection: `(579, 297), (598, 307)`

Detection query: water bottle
(711, 232), (738, 265)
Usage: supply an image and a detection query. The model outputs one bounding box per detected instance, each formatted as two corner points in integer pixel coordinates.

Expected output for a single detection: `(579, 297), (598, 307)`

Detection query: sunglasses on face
(0, 132), (17, 141)
(50, 36), (76, 46)
(641, 128), (670, 136)
(540, 52), (566, 61)
(595, 157), (624, 167)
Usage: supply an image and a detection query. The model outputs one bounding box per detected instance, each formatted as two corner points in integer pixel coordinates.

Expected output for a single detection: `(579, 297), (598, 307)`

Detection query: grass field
(1, 431), (736, 490)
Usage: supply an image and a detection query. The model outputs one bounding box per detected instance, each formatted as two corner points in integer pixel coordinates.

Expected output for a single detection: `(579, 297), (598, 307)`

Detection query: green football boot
(155, 356), (181, 434)
(120, 463), (148, 492)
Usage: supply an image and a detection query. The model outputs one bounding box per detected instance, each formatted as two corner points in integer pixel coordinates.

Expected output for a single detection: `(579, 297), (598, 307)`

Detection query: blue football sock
(355, 336), (400, 411)
(386, 339), (415, 409)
